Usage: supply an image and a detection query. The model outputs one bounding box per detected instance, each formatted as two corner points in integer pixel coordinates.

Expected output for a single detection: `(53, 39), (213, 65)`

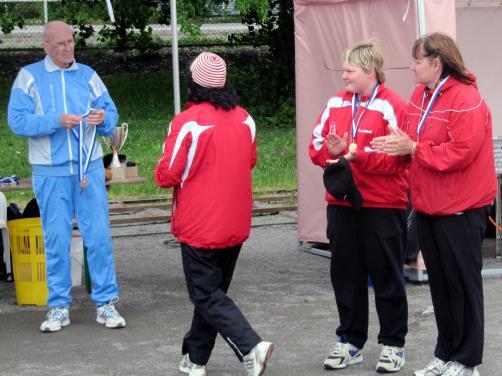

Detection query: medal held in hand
(73, 108), (97, 193)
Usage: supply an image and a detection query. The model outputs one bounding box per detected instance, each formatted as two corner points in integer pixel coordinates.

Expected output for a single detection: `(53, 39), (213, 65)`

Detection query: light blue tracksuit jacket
(8, 56), (120, 307)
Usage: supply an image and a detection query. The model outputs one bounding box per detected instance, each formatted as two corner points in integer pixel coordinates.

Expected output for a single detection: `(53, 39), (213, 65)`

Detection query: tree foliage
(230, 0), (294, 111)
(57, 0), (271, 56)
(0, 0), (294, 121)
(0, 0), (274, 53)
(235, 0), (269, 21)
(57, 0), (159, 56)
(0, 3), (24, 37)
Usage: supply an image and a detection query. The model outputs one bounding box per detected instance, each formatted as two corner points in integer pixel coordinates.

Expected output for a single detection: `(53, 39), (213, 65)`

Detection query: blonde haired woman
(309, 41), (409, 373)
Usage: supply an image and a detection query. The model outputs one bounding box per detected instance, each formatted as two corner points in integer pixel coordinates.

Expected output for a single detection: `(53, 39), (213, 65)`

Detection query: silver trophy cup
(104, 123), (128, 168)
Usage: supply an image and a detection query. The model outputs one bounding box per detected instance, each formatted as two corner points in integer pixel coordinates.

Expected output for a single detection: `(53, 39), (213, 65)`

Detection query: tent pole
(171, 0), (181, 115)
(417, 0), (427, 36)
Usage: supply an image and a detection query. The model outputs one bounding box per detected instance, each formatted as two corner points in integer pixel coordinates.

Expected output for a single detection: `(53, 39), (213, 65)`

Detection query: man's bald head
(42, 21), (75, 69)
(43, 21), (73, 43)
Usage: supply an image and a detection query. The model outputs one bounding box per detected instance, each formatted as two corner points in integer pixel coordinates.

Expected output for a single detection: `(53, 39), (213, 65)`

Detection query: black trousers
(180, 243), (261, 365)
(416, 207), (489, 367)
(327, 205), (408, 349)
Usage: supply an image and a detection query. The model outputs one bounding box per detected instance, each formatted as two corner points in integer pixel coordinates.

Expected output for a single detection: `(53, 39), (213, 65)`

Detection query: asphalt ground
(1, 214), (501, 376)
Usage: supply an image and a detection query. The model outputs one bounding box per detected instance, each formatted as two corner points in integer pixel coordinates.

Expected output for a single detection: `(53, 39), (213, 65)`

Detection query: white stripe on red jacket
(309, 84), (409, 209)
(155, 102), (257, 249)
(407, 76), (496, 215)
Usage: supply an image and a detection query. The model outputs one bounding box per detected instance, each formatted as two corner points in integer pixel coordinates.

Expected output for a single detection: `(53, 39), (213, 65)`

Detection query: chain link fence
(0, 0), (250, 50)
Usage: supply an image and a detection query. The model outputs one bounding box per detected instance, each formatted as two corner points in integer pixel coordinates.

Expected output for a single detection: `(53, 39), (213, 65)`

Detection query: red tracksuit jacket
(407, 76), (496, 215)
(309, 84), (409, 209)
(154, 102), (257, 249)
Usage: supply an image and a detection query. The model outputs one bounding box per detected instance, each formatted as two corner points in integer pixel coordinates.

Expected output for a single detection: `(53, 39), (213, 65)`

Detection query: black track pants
(416, 207), (489, 367)
(180, 243), (261, 365)
(327, 205), (408, 349)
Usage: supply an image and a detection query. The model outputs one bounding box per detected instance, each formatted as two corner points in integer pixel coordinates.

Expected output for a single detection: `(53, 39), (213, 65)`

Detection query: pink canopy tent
(294, 0), (457, 244)
(456, 2), (502, 138)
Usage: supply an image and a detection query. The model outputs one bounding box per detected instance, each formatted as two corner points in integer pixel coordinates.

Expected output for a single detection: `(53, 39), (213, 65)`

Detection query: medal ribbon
(417, 76), (449, 139)
(74, 108), (97, 187)
(351, 83), (379, 142)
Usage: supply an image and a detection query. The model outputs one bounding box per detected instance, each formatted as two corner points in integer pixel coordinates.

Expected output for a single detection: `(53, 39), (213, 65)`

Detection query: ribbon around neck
(351, 83), (379, 142)
(417, 76), (449, 139)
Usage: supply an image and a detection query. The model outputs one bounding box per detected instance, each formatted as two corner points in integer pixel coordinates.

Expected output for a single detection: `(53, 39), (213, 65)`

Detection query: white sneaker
(243, 341), (274, 376)
(323, 341), (363, 370)
(179, 354), (206, 376)
(40, 307), (70, 333)
(414, 358), (447, 376)
(376, 345), (405, 373)
(96, 298), (126, 328)
(442, 361), (479, 376)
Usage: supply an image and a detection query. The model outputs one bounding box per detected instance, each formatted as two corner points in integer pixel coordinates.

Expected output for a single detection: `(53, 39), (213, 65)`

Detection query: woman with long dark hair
(155, 52), (273, 376)
(187, 74), (239, 110)
(372, 32), (496, 376)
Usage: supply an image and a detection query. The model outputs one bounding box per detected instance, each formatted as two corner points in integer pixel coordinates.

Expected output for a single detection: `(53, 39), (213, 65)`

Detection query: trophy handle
(121, 123), (128, 147)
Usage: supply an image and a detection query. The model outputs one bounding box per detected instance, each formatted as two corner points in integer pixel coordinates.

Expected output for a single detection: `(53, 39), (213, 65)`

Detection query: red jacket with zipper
(154, 102), (257, 249)
(407, 76), (496, 215)
(309, 84), (409, 209)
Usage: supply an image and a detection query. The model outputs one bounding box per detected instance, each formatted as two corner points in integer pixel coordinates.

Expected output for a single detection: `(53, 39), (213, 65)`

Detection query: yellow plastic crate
(8, 218), (48, 305)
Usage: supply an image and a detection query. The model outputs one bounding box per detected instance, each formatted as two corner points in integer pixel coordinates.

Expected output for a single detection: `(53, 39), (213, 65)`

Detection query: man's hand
(326, 131), (348, 156)
(87, 109), (105, 126)
(60, 114), (82, 129)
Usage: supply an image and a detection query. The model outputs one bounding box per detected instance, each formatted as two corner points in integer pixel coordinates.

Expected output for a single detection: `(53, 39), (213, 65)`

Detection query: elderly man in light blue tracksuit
(7, 20), (126, 332)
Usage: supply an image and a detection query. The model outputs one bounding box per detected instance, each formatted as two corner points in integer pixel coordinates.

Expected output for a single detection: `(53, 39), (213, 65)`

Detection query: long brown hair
(412, 32), (474, 84)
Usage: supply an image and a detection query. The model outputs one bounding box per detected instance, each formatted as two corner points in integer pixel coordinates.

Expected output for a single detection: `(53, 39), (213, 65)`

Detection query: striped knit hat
(190, 52), (226, 88)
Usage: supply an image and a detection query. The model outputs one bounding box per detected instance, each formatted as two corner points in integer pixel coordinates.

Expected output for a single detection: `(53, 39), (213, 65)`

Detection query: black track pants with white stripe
(416, 207), (488, 367)
(180, 242), (261, 365)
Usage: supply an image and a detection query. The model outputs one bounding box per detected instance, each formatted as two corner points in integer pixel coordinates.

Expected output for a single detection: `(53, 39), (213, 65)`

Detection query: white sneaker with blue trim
(376, 345), (405, 373)
(40, 307), (70, 332)
(96, 298), (126, 328)
(324, 341), (363, 369)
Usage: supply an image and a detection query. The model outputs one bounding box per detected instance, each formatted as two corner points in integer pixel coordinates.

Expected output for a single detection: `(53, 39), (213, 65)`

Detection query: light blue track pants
(33, 167), (119, 308)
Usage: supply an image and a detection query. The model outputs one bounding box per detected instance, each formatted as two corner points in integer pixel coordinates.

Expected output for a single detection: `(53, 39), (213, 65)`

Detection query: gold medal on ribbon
(349, 142), (358, 154)
(81, 178), (89, 188)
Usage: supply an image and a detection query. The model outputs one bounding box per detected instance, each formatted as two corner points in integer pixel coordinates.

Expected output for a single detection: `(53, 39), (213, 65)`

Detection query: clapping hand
(371, 126), (415, 156)
(327, 137), (357, 164)
(326, 131), (348, 156)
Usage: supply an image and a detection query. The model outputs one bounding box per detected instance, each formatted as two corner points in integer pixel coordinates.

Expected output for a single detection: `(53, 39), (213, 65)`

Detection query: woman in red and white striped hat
(155, 51), (273, 376)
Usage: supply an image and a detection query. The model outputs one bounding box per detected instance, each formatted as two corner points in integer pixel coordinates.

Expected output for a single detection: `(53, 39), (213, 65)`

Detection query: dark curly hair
(187, 74), (239, 111)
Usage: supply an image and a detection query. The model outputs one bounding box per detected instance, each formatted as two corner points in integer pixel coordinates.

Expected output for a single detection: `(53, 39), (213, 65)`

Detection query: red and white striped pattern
(190, 52), (226, 88)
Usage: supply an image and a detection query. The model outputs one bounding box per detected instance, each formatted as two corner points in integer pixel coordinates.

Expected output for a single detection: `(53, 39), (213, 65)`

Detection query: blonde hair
(342, 40), (385, 83)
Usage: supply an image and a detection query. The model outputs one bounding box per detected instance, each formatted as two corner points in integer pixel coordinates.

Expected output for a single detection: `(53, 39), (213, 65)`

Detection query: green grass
(0, 70), (296, 202)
